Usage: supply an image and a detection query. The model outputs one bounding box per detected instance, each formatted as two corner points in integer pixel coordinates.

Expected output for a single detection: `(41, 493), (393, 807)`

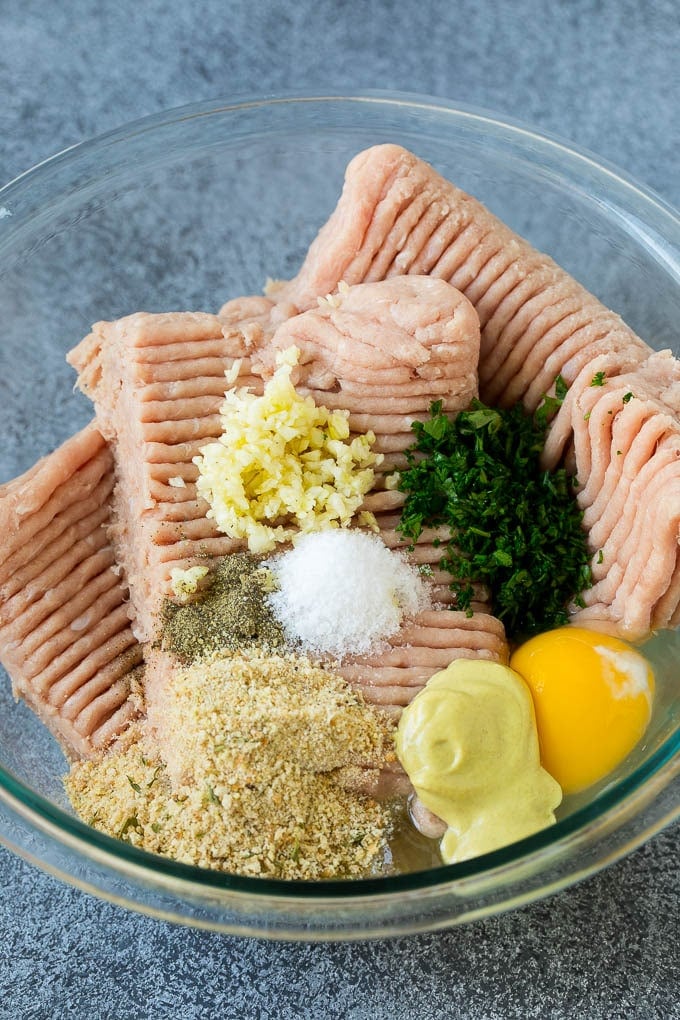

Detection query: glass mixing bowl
(0, 92), (678, 940)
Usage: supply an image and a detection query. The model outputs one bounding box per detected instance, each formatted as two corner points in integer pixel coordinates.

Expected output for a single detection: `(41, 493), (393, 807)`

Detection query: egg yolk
(510, 627), (654, 795)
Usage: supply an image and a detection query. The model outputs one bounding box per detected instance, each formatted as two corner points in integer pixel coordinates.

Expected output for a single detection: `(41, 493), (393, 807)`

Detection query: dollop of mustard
(395, 660), (562, 864)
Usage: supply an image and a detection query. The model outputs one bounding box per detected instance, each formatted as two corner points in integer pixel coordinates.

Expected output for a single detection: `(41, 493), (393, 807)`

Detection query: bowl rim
(3, 88), (680, 227)
(1, 723), (678, 901)
(0, 89), (678, 909)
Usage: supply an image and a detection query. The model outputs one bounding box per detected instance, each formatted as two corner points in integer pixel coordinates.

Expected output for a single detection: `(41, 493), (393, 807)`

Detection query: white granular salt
(268, 529), (431, 658)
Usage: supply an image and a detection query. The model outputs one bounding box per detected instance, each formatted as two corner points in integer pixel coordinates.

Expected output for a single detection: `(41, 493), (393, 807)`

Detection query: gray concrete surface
(0, 1), (678, 1017)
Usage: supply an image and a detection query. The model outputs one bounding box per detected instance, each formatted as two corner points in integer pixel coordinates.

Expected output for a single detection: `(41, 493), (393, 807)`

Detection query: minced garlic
(169, 565), (210, 601)
(65, 653), (395, 879)
(194, 346), (382, 554)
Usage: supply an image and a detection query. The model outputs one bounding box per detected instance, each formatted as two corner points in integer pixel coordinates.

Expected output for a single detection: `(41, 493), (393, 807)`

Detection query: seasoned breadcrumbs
(65, 652), (396, 879)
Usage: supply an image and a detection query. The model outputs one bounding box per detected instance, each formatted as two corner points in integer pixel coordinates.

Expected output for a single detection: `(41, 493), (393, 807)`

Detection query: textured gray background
(1, 1), (679, 1017)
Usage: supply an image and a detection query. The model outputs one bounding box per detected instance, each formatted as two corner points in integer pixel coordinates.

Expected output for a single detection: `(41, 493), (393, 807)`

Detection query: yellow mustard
(395, 659), (562, 864)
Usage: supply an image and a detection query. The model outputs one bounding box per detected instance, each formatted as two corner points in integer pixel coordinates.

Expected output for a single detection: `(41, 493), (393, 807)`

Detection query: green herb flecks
(119, 815), (140, 839)
(533, 374), (568, 431)
(590, 371), (607, 387)
(396, 390), (592, 639)
(204, 784), (221, 806)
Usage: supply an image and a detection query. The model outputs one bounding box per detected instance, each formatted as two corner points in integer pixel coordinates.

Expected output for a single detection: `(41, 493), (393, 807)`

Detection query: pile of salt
(267, 530), (431, 658)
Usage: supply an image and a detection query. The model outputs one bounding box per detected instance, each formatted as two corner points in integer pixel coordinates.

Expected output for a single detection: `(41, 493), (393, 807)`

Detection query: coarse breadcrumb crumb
(65, 653), (396, 880)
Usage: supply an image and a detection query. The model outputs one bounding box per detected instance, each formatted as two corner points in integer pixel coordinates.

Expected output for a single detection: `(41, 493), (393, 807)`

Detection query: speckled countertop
(0, 2), (679, 1017)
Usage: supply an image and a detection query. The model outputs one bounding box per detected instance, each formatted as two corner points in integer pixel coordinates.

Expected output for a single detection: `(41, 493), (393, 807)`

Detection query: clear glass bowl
(0, 91), (678, 940)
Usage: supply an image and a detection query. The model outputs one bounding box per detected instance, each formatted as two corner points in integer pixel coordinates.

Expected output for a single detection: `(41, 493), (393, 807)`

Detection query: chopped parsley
(119, 815), (140, 839)
(204, 784), (221, 805)
(533, 374), (568, 430)
(396, 390), (592, 639)
(623, 391), (635, 404)
(590, 371), (607, 387)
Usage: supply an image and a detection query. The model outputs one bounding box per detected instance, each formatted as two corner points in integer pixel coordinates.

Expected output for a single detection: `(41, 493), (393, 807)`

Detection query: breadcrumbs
(65, 652), (396, 879)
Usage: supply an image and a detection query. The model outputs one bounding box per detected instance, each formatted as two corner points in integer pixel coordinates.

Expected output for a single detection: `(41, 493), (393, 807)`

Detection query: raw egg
(510, 626), (654, 795)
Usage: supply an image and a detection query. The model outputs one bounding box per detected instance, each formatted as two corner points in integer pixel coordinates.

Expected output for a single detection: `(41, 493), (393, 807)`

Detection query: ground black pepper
(160, 553), (285, 662)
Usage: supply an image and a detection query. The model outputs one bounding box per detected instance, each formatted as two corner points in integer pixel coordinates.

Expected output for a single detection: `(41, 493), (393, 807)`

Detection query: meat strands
(542, 350), (680, 639)
(257, 276), (480, 451)
(0, 424), (142, 759)
(68, 310), (261, 642)
(271, 144), (651, 411)
(336, 611), (509, 716)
